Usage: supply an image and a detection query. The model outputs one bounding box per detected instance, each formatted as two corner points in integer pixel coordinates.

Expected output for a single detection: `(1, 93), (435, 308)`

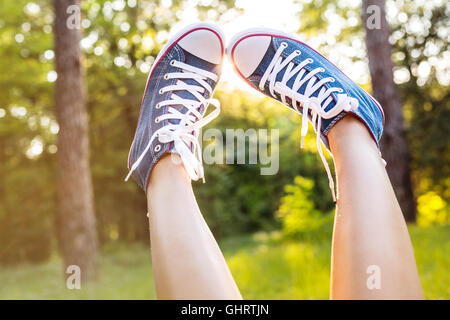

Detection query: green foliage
(277, 176), (333, 239)
(194, 91), (335, 237)
(0, 0), (55, 264)
(390, 3), (450, 204)
(417, 191), (450, 227)
(0, 0), (448, 266)
(296, 0), (450, 220)
(0, 0), (245, 263)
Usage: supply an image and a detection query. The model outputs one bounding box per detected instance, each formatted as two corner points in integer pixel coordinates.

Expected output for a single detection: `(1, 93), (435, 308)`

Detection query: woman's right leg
(329, 116), (423, 299)
(147, 154), (242, 300)
(225, 27), (423, 300)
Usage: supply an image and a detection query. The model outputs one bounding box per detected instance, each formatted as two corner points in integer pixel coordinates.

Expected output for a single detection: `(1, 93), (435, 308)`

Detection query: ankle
(328, 115), (378, 155)
(147, 154), (191, 194)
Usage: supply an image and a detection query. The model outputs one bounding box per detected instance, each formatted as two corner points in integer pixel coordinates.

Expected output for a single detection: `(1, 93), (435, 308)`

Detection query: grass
(0, 242), (156, 299)
(0, 225), (448, 299)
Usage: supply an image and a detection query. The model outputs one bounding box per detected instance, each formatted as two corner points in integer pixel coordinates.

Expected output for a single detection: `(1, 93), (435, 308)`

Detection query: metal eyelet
(329, 78), (335, 82)
(319, 67), (325, 72)
(338, 88), (343, 92)
(294, 50), (301, 55)
(307, 58), (313, 63)
(155, 103), (161, 109)
(280, 42), (288, 47)
(155, 117), (160, 123)
(154, 145), (161, 152)
(164, 73), (169, 80)
(159, 89), (163, 94)
(170, 60), (176, 66)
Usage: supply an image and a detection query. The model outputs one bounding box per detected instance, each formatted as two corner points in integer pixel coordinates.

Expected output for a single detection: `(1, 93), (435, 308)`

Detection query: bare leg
(147, 154), (242, 300)
(329, 115), (423, 299)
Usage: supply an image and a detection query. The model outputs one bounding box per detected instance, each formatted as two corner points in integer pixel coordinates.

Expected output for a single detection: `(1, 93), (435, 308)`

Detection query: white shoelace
(260, 42), (359, 201)
(125, 60), (220, 183)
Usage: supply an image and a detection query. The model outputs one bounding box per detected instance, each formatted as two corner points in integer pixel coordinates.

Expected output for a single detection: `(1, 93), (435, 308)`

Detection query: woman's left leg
(147, 155), (242, 300)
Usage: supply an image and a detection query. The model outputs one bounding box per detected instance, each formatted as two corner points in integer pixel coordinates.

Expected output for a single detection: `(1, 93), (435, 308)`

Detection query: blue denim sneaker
(228, 28), (384, 200)
(126, 23), (225, 191)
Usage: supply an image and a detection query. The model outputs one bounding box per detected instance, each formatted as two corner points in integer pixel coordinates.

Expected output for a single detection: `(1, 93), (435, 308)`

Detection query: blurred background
(0, 0), (448, 299)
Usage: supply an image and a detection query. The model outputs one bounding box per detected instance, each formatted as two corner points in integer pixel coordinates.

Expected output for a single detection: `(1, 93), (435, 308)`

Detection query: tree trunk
(362, 0), (417, 222)
(53, 0), (99, 282)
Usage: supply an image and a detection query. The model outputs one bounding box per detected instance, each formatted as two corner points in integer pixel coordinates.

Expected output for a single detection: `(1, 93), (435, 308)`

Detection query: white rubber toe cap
(178, 26), (224, 64)
(229, 35), (271, 78)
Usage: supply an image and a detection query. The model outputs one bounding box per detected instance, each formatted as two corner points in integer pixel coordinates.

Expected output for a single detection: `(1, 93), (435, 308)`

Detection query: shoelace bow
(125, 60), (220, 183)
(260, 42), (359, 201)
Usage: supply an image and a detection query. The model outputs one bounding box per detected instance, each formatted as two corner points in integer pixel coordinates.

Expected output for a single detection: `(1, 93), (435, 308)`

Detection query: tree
(53, 0), (99, 281)
(362, 0), (417, 222)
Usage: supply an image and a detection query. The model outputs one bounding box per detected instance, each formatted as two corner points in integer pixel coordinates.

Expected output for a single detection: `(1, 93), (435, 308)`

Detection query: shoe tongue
(167, 49), (218, 125)
(278, 65), (337, 113)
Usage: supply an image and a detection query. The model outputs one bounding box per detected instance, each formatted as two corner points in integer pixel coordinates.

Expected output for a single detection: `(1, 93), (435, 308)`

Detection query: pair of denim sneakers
(125, 22), (385, 201)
